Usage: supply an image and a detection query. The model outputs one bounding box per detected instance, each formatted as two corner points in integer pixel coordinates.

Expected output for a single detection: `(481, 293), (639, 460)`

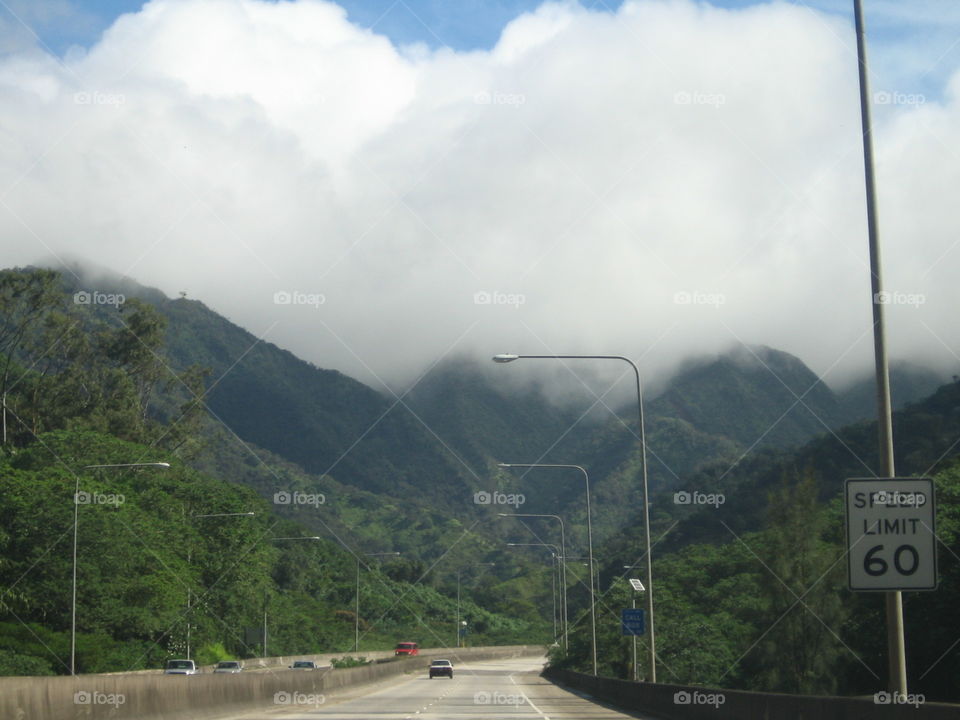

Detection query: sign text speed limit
(845, 478), (937, 591)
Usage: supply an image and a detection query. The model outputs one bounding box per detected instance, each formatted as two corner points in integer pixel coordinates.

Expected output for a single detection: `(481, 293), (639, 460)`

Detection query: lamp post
(186, 512), (256, 659)
(456, 563), (495, 647)
(505, 544), (561, 642)
(356, 552), (400, 653)
(265, 537), (321, 656)
(493, 352), (654, 681)
(500, 462), (598, 676)
(71, 462), (170, 676)
(852, 0), (906, 695)
(499, 512), (568, 650)
(623, 566), (645, 682)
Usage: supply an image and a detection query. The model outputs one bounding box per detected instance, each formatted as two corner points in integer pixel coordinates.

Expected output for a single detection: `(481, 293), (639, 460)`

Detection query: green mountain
(836, 361), (947, 426)
(590, 379), (960, 700)
(0, 267), (550, 677)
(6, 263), (958, 698)
(647, 345), (845, 449)
(54, 262), (949, 552)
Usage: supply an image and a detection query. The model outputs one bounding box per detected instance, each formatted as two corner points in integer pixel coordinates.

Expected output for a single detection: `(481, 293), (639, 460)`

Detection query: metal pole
(501, 513), (568, 650)
(625, 358), (656, 683)
(70, 475), (79, 676)
(493, 355), (653, 679)
(355, 557), (361, 653)
(853, 0), (906, 696)
(632, 595), (638, 682)
(580, 467), (599, 676)
(456, 571), (461, 648)
(500, 466), (598, 675)
(551, 554), (558, 642)
(559, 521), (568, 651)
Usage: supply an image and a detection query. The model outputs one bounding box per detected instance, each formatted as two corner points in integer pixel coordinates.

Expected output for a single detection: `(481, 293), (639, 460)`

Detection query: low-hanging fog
(2, 0), (959, 396)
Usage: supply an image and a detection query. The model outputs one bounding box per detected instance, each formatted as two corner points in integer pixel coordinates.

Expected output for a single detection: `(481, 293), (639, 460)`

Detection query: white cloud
(1, 0), (958, 395)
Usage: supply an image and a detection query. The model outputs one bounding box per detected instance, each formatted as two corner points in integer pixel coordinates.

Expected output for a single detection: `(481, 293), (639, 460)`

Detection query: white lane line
(509, 673), (551, 720)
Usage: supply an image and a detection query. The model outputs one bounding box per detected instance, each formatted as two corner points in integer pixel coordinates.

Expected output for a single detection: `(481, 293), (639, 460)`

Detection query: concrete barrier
(99, 645), (491, 675)
(544, 668), (960, 720)
(0, 645), (541, 720)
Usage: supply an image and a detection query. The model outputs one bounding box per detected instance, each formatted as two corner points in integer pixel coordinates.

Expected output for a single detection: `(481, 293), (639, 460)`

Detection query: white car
(428, 659), (453, 679)
(164, 659), (198, 675)
(289, 660), (319, 670)
(213, 660), (243, 673)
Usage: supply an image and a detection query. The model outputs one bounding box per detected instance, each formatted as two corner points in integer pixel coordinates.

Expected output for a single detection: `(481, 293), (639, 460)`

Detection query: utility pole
(853, 0), (906, 695)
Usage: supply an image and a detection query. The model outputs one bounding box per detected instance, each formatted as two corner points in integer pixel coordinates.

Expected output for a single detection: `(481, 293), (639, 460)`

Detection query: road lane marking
(509, 673), (551, 719)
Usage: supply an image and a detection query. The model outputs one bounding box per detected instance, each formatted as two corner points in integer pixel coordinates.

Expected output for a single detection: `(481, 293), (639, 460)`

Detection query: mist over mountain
(49, 264), (952, 547)
(6, 0), (960, 392)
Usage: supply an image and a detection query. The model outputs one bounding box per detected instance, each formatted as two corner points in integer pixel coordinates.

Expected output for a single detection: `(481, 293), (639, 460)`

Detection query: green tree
(749, 470), (849, 694)
(0, 268), (61, 444)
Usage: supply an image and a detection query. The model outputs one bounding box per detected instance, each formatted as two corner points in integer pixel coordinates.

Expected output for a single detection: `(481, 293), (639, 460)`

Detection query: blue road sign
(621, 608), (645, 636)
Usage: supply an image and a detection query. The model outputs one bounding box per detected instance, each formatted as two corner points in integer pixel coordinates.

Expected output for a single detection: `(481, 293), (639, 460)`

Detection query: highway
(224, 656), (652, 719)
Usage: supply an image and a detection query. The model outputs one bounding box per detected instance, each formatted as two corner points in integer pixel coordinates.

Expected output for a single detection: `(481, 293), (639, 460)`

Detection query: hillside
(53, 263), (949, 552)
(648, 345), (844, 449)
(0, 268), (551, 676)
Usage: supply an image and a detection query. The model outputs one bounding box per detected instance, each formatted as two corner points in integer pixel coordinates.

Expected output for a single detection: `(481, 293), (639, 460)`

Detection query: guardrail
(544, 668), (960, 720)
(0, 645), (541, 720)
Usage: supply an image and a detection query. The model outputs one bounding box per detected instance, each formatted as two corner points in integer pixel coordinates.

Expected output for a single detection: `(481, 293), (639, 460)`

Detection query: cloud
(0, 0), (958, 395)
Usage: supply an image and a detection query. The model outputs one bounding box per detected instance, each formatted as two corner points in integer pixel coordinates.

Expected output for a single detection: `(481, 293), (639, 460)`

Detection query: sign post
(846, 478), (937, 592)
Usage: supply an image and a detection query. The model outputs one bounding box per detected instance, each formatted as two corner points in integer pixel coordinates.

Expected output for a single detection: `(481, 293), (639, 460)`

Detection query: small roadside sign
(621, 608), (645, 636)
(845, 478), (937, 591)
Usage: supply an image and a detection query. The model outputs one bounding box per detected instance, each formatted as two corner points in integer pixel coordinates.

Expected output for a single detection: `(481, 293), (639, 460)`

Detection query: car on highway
(213, 660), (243, 673)
(164, 659), (198, 675)
(428, 659), (453, 679)
(289, 660), (319, 670)
(394, 641), (419, 657)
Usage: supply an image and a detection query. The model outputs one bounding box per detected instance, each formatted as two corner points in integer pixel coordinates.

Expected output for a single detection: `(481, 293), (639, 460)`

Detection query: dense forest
(552, 381), (960, 703)
(1, 265), (958, 705)
(0, 268), (547, 674)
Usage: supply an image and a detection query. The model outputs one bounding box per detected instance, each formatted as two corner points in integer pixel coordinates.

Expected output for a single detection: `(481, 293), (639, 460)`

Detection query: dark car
(395, 642), (419, 657)
(429, 659), (453, 679)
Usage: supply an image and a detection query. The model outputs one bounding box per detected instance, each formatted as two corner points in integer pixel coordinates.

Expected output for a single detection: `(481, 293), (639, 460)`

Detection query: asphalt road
(226, 656), (653, 720)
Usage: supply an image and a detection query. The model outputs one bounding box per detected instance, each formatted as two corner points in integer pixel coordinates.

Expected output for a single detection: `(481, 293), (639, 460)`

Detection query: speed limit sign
(845, 478), (937, 591)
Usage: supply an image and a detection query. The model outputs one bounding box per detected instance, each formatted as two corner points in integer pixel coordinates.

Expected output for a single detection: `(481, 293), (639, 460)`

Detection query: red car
(395, 642), (419, 657)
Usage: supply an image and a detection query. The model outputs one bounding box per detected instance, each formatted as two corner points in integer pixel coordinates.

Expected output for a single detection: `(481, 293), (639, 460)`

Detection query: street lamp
(493, 352), (655, 682)
(505, 543), (562, 644)
(500, 512), (568, 650)
(456, 563), (495, 647)
(71, 462), (171, 675)
(185, 512), (256, 659)
(500, 462), (598, 676)
(356, 552), (400, 652)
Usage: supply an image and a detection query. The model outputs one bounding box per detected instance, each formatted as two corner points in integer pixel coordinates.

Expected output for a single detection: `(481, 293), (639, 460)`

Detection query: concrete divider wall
(99, 645), (498, 675)
(544, 668), (960, 720)
(0, 645), (540, 720)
